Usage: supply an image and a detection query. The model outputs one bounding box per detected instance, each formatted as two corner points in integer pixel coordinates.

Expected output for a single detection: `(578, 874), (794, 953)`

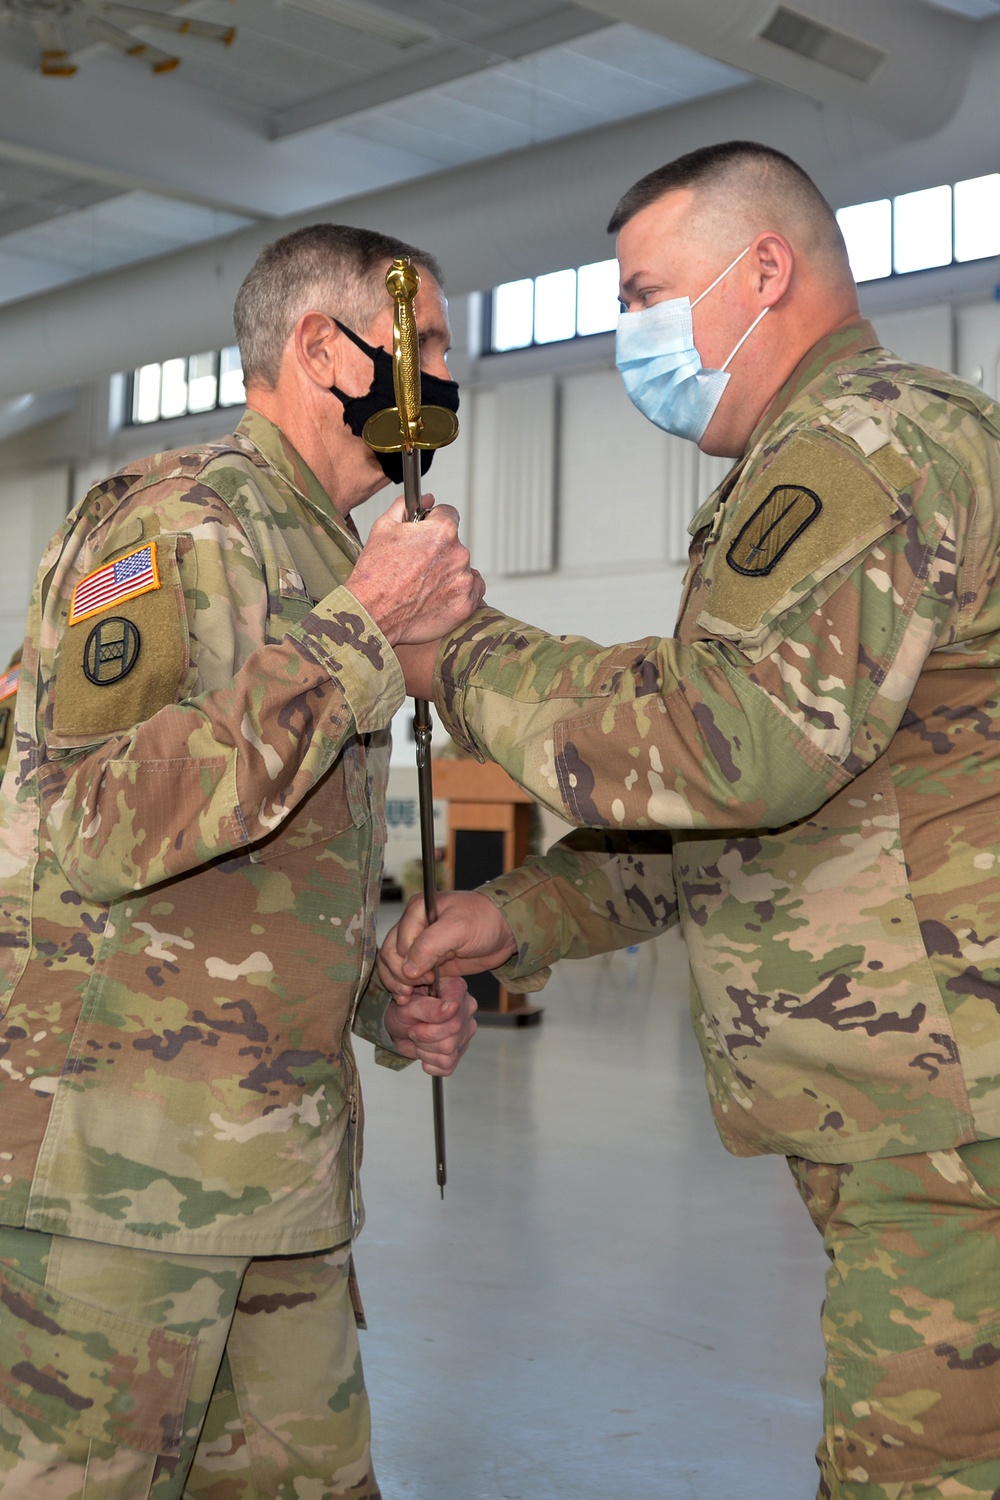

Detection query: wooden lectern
(433, 759), (543, 1025)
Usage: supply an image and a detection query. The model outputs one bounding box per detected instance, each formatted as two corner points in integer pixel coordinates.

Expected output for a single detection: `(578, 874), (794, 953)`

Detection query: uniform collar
(688, 319), (881, 540)
(234, 409), (361, 547)
(744, 318), (882, 455)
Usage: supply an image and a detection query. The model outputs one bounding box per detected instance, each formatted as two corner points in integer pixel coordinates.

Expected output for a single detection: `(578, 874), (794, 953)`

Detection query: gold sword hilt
(362, 258), (459, 464)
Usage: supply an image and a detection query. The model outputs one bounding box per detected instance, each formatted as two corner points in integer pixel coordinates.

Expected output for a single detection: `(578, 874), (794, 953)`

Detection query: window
(127, 346), (246, 424)
(837, 172), (1000, 283)
(485, 168), (1000, 353)
(954, 174), (1000, 262)
(488, 258), (620, 354)
(893, 185), (952, 274)
(836, 199), (892, 283)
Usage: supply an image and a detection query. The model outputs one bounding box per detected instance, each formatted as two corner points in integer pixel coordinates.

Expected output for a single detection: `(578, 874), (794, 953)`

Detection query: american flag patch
(0, 665), (18, 703)
(69, 543), (160, 626)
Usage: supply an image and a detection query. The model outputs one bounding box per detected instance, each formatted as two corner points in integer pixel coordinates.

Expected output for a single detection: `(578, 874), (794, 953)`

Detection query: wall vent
(759, 7), (885, 82)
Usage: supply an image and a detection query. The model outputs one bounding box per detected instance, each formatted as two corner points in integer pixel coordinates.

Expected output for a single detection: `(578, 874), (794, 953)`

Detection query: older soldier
(0, 223), (481, 1500)
(384, 143), (1000, 1498)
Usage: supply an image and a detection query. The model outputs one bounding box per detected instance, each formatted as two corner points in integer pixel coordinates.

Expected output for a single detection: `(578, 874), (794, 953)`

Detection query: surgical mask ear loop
(689, 244), (770, 372)
(721, 306), (769, 371)
(691, 244), (751, 309)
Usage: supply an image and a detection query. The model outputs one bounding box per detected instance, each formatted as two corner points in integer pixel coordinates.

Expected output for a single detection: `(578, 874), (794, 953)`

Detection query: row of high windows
(125, 170), (1000, 421)
(837, 174), (1000, 281)
(130, 346), (245, 425)
(486, 172), (1000, 355)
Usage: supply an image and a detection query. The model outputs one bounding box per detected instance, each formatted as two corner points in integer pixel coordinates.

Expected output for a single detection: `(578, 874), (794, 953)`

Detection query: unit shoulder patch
(53, 536), (187, 739)
(726, 485), (822, 577)
(699, 430), (899, 647)
(82, 618), (142, 687)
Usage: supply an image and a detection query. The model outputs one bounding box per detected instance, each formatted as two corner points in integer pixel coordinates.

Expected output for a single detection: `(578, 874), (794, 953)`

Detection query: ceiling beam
(0, 137), (273, 222)
(271, 6), (611, 140)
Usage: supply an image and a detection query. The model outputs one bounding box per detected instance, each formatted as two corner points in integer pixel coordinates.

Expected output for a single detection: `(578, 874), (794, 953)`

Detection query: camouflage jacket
(0, 411), (406, 1253)
(434, 321), (1000, 1164)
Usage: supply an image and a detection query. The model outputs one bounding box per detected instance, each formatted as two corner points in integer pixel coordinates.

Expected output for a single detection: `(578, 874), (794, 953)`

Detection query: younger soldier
(0, 224), (480, 1499)
(384, 145), (1000, 1498)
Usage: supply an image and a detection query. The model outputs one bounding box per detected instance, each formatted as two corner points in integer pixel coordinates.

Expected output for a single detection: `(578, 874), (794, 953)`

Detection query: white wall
(955, 300), (1000, 399)
(0, 465), (70, 664)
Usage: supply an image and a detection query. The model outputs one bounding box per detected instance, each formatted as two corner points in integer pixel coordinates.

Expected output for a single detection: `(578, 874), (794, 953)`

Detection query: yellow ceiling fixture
(0, 0), (236, 76)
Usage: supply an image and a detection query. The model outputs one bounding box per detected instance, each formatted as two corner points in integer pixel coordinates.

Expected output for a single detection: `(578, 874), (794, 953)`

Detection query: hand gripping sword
(363, 258), (459, 1197)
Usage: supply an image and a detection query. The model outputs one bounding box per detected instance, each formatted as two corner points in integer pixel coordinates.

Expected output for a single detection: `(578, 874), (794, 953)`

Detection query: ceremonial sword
(363, 257), (459, 1197)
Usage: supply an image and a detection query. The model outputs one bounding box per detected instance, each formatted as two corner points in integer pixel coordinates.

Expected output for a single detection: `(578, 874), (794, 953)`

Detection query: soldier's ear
(293, 311), (339, 388)
(751, 232), (793, 308)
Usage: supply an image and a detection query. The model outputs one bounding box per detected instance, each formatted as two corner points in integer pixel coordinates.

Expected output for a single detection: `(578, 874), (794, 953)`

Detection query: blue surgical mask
(615, 245), (769, 443)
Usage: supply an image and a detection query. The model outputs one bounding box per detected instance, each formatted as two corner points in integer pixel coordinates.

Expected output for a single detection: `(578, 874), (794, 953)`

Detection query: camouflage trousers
(790, 1141), (1000, 1500)
(0, 1226), (381, 1499)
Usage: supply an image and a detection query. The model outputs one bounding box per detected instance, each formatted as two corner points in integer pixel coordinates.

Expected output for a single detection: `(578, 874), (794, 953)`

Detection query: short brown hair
(607, 141), (850, 283)
(234, 223), (444, 389)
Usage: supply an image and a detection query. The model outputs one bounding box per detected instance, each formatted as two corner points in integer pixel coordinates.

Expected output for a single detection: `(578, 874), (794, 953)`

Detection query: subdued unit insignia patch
(69, 542), (159, 626)
(53, 534), (187, 738)
(700, 431), (899, 643)
(83, 617), (141, 686)
(727, 486), (822, 576)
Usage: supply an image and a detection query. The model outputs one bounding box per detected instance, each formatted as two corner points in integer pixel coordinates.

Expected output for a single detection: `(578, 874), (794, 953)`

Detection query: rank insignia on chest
(727, 485), (822, 577)
(69, 542), (160, 625)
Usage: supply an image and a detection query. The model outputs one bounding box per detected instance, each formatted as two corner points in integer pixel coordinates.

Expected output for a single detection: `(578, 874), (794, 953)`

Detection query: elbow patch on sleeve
(51, 536), (189, 737)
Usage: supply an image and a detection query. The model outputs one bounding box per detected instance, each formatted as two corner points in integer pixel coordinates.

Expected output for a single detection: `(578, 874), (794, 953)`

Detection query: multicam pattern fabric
(433, 321), (1000, 1165)
(0, 410), (405, 1254)
(790, 1141), (1000, 1499)
(0, 1225), (380, 1499)
(0, 650), (21, 782)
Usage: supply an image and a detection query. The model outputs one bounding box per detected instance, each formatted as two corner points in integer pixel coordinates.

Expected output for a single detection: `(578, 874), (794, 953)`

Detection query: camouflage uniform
(0, 649), (22, 781)
(430, 323), (1000, 1494)
(0, 410), (406, 1496)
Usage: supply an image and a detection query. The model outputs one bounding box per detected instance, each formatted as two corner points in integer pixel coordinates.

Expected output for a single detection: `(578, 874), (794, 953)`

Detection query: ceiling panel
(0, 191), (253, 301)
(339, 25), (747, 162)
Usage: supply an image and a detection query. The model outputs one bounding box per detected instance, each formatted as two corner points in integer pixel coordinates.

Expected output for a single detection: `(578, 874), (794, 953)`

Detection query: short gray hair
(233, 223), (445, 389)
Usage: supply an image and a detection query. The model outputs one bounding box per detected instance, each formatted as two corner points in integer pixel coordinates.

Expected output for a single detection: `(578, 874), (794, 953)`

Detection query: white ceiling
(0, 1), (751, 305)
(0, 0), (997, 315)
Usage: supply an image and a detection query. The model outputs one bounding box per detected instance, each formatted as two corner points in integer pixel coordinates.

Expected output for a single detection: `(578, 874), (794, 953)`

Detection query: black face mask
(330, 319), (460, 485)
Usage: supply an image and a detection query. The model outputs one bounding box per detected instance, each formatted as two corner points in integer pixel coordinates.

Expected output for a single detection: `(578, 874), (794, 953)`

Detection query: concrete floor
(355, 917), (827, 1500)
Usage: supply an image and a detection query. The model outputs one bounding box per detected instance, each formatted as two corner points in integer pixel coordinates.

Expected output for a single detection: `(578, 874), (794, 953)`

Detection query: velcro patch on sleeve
(68, 542), (160, 625)
(699, 431), (899, 646)
(53, 536), (187, 739)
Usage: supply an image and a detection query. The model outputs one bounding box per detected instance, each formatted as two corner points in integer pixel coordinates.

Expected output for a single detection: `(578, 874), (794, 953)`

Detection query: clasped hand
(345, 494), (485, 645)
(378, 891), (519, 1008)
(383, 973), (478, 1077)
